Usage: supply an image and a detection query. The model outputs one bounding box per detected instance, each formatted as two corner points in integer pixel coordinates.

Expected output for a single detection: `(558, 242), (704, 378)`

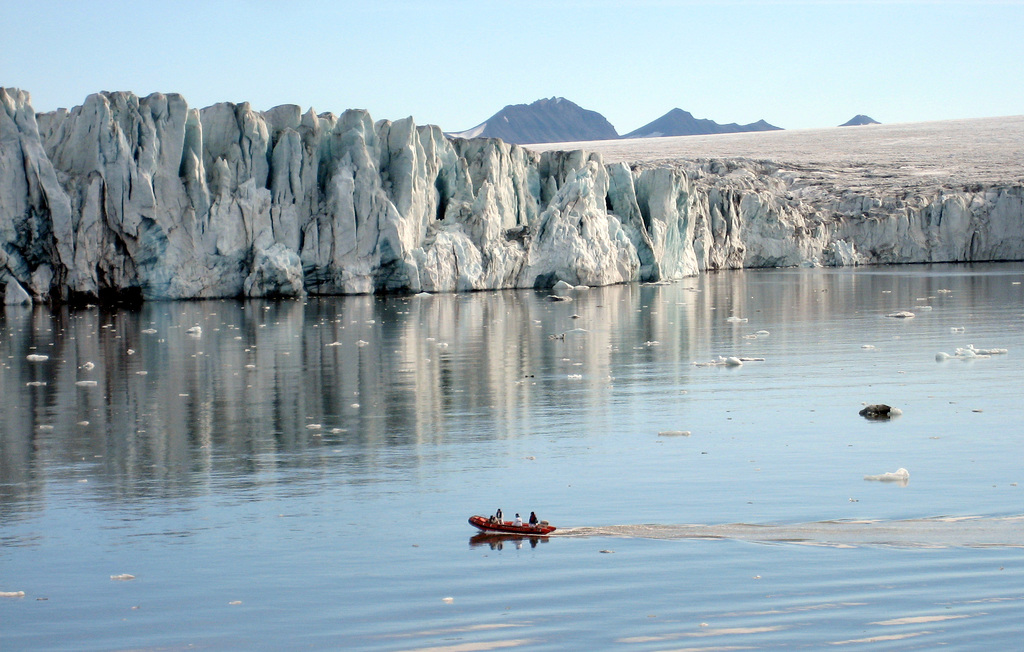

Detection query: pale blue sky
(4, 0), (1022, 133)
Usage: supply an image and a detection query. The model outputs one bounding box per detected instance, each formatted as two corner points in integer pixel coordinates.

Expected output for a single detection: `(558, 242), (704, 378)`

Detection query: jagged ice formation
(2, 88), (1022, 302)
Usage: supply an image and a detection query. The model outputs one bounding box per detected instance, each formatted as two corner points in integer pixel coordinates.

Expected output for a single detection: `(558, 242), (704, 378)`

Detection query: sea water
(1, 264), (1022, 650)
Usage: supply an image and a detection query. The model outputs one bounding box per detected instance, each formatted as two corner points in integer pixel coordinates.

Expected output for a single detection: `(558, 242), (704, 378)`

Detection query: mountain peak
(840, 115), (881, 127)
(450, 98), (618, 145)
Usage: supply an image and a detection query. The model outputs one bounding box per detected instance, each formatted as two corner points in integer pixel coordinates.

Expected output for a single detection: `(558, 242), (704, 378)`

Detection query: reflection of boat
(468, 515), (556, 535)
(469, 533), (549, 549)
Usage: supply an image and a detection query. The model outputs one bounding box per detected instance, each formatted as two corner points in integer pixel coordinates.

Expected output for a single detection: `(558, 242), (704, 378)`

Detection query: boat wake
(552, 515), (1024, 548)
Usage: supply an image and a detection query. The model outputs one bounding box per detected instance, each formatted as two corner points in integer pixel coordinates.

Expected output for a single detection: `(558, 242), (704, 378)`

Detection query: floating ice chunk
(919, 306), (932, 311)
(442, 597), (454, 603)
(644, 340), (661, 347)
(141, 328), (158, 334)
(864, 468), (910, 482)
(755, 330), (769, 336)
(26, 381), (47, 386)
(75, 380), (98, 387)
(549, 294), (572, 302)
(415, 292), (432, 297)
(937, 289), (952, 294)
(325, 341), (343, 347)
(861, 345), (877, 350)
(0, 591), (26, 598)
(110, 574), (136, 581)
(81, 361), (95, 371)
(968, 344), (1007, 355)
(356, 340), (369, 347)
(186, 325), (202, 336)
(694, 355), (762, 367)
(886, 311), (915, 319)
(306, 424), (322, 430)
(658, 430), (691, 437)
(567, 374), (583, 379)
(574, 285), (590, 291)
(552, 280), (574, 292)
(26, 354), (49, 362)
(78, 420), (90, 426)
(935, 352), (952, 361)
(950, 326), (965, 333)
(726, 316), (748, 323)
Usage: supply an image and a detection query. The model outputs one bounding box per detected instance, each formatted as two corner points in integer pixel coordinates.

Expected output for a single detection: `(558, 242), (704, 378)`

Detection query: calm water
(2, 264), (1023, 650)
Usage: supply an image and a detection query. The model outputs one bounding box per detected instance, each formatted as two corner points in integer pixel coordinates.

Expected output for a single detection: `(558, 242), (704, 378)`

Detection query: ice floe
(936, 344), (1009, 361)
(864, 468), (910, 483)
(693, 356), (765, 367)
(886, 311), (915, 319)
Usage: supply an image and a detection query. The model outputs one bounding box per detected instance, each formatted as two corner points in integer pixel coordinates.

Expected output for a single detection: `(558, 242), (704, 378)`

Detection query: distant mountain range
(840, 115), (881, 127)
(624, 108), (781, 138)
(448, 98), (782, 145)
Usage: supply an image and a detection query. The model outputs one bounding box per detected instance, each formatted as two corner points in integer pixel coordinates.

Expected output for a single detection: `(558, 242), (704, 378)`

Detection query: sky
(4, 0), (1023, 134)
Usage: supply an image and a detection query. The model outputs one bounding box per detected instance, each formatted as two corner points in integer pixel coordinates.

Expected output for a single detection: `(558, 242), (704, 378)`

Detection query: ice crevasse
(2, 88), (1022, 302)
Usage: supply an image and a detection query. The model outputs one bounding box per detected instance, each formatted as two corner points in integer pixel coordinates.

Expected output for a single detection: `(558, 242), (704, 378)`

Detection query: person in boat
(496, 508), (502, 523)
(529, 512), (539, 527)
(514, 513), (523, 526)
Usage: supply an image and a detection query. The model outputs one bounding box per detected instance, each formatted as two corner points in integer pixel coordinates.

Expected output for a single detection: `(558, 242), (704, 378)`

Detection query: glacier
(2, 88), (1022, 302)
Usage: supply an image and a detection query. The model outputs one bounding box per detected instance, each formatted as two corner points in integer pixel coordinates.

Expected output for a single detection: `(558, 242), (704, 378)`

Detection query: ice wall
(2, 88), (1022, 302)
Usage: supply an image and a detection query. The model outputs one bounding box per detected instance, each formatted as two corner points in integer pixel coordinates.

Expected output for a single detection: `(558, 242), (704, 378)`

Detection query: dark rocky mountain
(448, 97), (619, 145)
(840, 115), (881, 126)
(623, 108), (782, 138)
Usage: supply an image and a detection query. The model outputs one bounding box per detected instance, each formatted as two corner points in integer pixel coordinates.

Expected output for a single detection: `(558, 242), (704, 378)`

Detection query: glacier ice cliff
(2, 88), (1022, 302)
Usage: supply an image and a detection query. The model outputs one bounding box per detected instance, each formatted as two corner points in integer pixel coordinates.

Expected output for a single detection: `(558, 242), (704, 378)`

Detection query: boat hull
(468, 515), (556, 536)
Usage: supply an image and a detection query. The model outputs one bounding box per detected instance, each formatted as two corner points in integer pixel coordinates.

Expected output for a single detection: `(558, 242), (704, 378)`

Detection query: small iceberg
(26, 354), (49, 362)
(936, 344), (1008, 361)
(864, 468), (910, 483)
(693, 356), (764, 368)
(726, 316), (748, 323)
(886, 311), (915, 319)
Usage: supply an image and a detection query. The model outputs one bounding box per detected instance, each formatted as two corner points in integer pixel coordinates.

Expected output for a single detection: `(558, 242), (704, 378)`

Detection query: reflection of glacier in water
(556, 515), (1024, 548)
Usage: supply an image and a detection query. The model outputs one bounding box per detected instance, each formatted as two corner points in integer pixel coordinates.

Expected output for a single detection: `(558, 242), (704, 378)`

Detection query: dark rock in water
(859, 404), (900, 419)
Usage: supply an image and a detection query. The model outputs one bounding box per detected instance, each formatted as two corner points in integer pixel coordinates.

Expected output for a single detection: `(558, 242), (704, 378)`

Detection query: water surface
(2, 264), (1023, 650)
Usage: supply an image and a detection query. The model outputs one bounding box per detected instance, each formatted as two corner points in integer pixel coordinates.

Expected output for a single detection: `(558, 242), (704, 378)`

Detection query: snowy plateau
(2, 88), (1023, 302)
